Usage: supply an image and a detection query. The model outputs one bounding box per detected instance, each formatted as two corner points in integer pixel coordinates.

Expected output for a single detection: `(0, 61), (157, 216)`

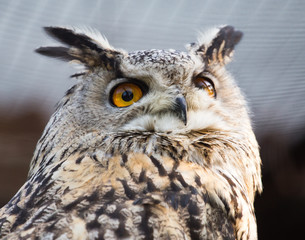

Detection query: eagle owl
(0, 25), (262, 239)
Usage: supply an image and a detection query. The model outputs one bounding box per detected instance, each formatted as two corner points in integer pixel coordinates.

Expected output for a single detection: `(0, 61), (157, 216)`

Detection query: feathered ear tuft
(35, 26), (122, 72)
(188, 25), (243, 66)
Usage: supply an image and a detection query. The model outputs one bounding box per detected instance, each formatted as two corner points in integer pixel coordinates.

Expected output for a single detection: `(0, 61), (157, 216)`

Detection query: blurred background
(0, 0), (304, 238)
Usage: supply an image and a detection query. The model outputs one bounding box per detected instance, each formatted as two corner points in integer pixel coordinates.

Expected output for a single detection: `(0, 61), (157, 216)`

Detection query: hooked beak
(174, 97), (187, 125)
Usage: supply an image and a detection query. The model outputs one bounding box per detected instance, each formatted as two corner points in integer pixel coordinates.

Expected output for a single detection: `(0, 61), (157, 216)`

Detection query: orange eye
(111, 82), (143, 107)
(194, 77), (216, 98)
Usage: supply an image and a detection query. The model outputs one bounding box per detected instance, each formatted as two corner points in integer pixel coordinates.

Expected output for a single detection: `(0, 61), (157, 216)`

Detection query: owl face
(100, 49), (220, 133)
(37, 26), (247, 135)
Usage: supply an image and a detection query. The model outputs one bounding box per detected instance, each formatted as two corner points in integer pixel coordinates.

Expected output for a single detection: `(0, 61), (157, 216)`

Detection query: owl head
(37, 26), (251, 137)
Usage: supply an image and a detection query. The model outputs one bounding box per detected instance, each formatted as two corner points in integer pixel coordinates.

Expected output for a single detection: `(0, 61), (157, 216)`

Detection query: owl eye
(111, 82), (143, 107)
(194, 76), (216, 98)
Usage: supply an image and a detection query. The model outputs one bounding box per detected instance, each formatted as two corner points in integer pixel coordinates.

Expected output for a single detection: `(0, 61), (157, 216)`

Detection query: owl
(0, 25), (262, 239)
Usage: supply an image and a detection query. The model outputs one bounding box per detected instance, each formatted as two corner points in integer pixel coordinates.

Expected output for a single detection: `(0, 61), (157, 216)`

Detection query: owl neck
(28, 116), (261, 200)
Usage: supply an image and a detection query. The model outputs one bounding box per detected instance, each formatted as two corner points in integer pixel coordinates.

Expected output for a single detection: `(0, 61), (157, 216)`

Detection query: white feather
(197, 25), (225, 48)
(120, 109), (228, 133)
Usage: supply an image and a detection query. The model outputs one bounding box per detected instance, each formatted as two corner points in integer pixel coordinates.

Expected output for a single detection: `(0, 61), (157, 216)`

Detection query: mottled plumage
(0, 25), (262, 239)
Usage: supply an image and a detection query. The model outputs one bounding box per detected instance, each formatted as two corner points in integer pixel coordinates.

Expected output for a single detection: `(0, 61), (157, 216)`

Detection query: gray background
(0, 0), (304, 239)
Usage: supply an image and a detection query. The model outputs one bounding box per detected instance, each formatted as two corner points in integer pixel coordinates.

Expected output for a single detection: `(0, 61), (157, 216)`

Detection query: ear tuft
(36, 26), (121, 71)
(190, 25), (243, 65)
(35, 46), (74, 61)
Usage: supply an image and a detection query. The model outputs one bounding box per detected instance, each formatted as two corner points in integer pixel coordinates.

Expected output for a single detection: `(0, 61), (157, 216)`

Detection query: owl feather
(0, 25), (261, 240)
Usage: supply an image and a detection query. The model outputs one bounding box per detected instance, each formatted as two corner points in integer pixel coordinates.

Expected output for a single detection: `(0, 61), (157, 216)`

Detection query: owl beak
(174, 97), (187, 125)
